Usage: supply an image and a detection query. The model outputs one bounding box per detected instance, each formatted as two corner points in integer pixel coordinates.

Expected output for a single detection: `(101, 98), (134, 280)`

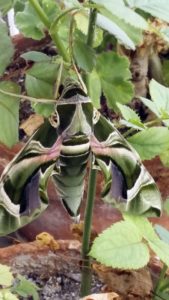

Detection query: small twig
(0, 88), (55, 103)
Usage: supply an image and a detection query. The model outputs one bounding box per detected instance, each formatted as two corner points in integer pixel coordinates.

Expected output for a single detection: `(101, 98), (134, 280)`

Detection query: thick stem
(86, 8), (97, 47)
(80, 165), (97, 297)
(28, 0), (69, 62)
(83, 8), (97, 88)
(80, 7), (97, 298)
(29, 0), (50, 28)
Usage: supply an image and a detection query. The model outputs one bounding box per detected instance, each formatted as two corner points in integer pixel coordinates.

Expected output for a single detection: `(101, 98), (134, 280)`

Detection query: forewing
(91, 113), (161, 216)
(0, 120), (61, 235)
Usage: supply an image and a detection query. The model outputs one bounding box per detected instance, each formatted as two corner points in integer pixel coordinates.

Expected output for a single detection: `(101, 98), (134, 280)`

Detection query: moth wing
(91, 113), (161, 216)
(0, 120), (61, 235)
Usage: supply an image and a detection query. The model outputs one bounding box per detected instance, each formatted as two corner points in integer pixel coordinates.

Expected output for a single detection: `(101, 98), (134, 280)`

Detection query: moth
(0, 81), (161, 235)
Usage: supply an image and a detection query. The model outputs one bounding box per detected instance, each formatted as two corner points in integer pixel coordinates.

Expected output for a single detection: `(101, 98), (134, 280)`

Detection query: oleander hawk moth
(0, 81), (161, 235)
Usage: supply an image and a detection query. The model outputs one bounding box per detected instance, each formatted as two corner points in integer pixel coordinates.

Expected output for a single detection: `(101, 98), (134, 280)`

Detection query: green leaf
(74, 11), (88, 35)
(96, 51), (134, 109)
(164, 198), (169, 215)
(141, 80), (169, 125)
(74, 13), (103, 48)
(15, 0), (61, 40)
(140, 97), (159, 117)
(63, 0), (81, 8)
(90, 220), (149, 269)
(0, 0), (13, 15)
(0, 81), (20, 147)
(14, 275), (39, 300)
(21, 51), (51, 62)
(148, 238), (169, 266)
(155, 225), (169, 245)
(0, 290), (19, 300)
(160, 149), (169, 167)
(127, 0), (169, 23)
(93, 0), (148, 29)
(117, 103), (145, 129)
(0, 19), (14, 76)
(25, 75), (54, 117)
(88, 70), (101, 108)
(25, 62), (58, 117)
(0, 264), (14, 287)
(96, 13), (136, 50)
(15, 2), (45, 40)
(127, 127), (169, 160)
(73, 39), (96, 72)
(150, 79), (169, 117)
(26, 62), (59, 84)
(123, 214), (169, 267)
(162, 60), (169, 87)
(98, 8), (143, 46)
(123, 214), (158, 241)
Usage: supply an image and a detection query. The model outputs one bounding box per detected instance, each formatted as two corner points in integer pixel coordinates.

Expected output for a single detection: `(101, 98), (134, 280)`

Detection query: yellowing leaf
(0, 264), (13, 287)
(74, 12), (88, 35)
(0, 290), (19, 300)
(36, 232), (60, 251)
(90, 221), (149, 269)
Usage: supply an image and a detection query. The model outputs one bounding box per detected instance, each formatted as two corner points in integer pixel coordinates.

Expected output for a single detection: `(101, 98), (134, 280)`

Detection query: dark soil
(29, 272), (102, 300)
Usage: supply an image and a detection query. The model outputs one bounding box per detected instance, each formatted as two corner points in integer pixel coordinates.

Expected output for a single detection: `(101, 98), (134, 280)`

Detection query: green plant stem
(154, 264), (168, 296)
(83, 8), (97, 88)
(80, 6), (97, 298)
(29, 0), (50, 28)
(28, 0), (69, 62)
(80, 165), (97, 297)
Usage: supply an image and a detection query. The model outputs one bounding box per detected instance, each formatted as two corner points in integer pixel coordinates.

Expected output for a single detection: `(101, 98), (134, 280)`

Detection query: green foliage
(162, 60), (169, 87)
(164, 198), (169, 215)
(88, 70), (101, 108)
(0, 81), (20, 147)
(90, 220), (149, 269)
(155, 224), (169, 245)
(126, 0), (169, 23)
(0, 20), (14, 76)
(91, 215), (169, 269)
(93, 0), (148, 30)
(127, 127), (169, 160)
(15, 2), (45, 40)
(73, 39), (96, 72)
(104, 12), (143, 46)
(141, 79), (169, 126)
(0, 290), (19, 300)
(0, 264), (39, 300)
(96, 51), (134, 109)
(117, 103), (145, 130)
(25, 62), (58, 116)
(0, 0), (13, 15)
(15, 0), (60, 40)
(21, 51), (51, 62)
(14, 275), (40, 300)
(0, 264), (14, 287)
(96, 13), (136, 50)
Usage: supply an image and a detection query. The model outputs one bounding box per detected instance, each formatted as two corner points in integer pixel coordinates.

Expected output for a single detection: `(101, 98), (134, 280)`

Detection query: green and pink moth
(0, 81), (161, 235)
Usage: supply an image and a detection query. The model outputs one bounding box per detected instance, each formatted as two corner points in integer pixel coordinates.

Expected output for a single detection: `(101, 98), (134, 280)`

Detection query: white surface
(7, 9), (19, 36)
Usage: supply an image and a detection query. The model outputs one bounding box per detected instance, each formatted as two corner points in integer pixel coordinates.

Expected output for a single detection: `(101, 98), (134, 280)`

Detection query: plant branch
(28, 0), (50, 28)
(80, 7), (97, 298)
(83, 7), (97, 88)
(28, 0), (69, 62)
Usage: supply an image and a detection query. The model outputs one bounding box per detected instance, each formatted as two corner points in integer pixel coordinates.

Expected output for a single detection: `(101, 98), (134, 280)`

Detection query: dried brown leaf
(20, 114), (44, 136)
(81, 292), (120, 300)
